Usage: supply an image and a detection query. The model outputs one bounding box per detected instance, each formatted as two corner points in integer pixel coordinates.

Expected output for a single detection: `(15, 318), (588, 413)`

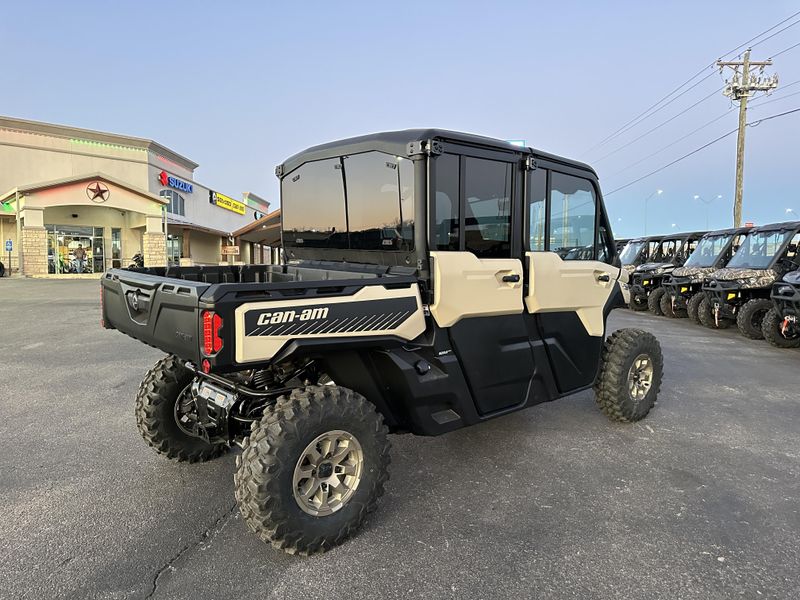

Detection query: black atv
(629, 231), (707, 314)
(661, 227), (749, 321)
(762, 269), (800, 348)
(702, 221), (800, 339)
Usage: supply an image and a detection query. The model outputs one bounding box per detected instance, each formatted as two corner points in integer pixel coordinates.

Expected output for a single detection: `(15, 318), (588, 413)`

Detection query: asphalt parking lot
(1, 279), (798, 600)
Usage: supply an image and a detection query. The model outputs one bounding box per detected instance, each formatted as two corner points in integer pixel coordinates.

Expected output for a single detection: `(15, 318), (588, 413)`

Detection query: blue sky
(2, 1), (798, 238)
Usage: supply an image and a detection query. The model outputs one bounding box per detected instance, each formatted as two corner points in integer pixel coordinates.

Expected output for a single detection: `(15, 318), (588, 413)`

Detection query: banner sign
(210, 191), (246, 215)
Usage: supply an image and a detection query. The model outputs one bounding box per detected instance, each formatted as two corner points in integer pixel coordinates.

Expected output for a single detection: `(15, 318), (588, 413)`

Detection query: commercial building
(0, 116), (271, 276)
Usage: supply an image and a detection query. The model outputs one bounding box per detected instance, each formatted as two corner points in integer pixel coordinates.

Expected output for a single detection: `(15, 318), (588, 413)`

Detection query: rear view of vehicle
(762, 269), (800, 348)
(702, 222), (800, 338)
(101, 129), (664, 556)
(629, 232), (706, 314)
(661, 227), (749, 321)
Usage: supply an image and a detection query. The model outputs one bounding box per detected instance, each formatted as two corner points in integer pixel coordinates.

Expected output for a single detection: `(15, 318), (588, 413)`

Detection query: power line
(582, 10), (800, 156)
(605, 81), (800, 182)
(750, 18), (800, 51)
(593, 85), (724, 163)
(770, 40), (800, 59)
(604, 107), (800, 196)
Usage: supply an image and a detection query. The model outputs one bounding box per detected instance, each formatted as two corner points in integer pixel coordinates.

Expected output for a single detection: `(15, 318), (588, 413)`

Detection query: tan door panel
(430, 251), (523, 327)
(525, 252), (619, 337)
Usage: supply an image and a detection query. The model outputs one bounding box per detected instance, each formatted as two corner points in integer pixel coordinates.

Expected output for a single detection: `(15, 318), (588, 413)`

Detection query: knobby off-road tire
(594, 328), (663, 423)
(761, 307), (800, 348)
(135, 355), (228, 462)
(659, 291), (685, 318)
(736, 298), (772, 340)
(630, 292), (649, 311)
(234, 385), (391, 555)
(687, 293), (705, 324)
(698, 296), (733, 330)
(648, 287), (666, 316)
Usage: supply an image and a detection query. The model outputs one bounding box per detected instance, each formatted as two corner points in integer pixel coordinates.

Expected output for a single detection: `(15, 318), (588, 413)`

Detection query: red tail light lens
(202, 310), (223, 355)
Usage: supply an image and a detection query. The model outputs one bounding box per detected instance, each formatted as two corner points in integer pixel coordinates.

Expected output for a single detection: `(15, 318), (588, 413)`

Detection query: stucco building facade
(0, 116), (270, 276)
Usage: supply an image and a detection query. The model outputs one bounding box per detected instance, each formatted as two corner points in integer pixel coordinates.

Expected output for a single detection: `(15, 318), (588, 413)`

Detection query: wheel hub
(627, 354), (654, 402)
(293, 430), (364, 517)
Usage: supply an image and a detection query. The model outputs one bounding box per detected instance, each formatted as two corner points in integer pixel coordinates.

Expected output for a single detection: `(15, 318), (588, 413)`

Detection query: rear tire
(594, 328), (663, 422)
(698, 296), (733, 329)
(687, 293), (704, 324)
(648, 287), (666, 316)
(761, 307), (800, 348)
(234, 385), (390, 555)
(135, 355), (228, 462)
(736, 298), (772, 340)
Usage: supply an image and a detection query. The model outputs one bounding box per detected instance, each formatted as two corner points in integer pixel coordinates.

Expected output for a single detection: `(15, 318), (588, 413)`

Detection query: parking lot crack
(143, 502), (237, 600)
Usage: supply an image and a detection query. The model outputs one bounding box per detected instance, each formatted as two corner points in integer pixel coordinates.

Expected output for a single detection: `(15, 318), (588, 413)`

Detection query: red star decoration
(87, 182), (110, 201)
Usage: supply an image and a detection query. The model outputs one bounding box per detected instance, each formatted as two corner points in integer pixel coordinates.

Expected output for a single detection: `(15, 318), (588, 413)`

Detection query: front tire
(234, 385), (390, 555)
(659, 291), (684, 318)
(648, 287), (666, 316)
(630, 292), (649, 311)
(135, 355), (228, 462)
(761, 307), (800, 348)
(687, 293), (705, 324)
(698, 296), (733, 329)
(736, 298), (772, 340)
(594, 328), (663, 422)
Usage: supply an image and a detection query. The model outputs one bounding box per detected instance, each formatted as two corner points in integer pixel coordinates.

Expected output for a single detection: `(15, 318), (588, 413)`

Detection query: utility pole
(717, 49), (778, 227)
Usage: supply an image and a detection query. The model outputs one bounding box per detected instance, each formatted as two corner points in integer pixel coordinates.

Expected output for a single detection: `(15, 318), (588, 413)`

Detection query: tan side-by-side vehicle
(101, 129), (664, 554)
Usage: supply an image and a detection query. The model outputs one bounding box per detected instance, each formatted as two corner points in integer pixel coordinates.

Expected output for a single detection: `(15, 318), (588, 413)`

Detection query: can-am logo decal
(244, 297), (418, 337)
(256, 307), (329, 326)
(158, 170), (193, 193)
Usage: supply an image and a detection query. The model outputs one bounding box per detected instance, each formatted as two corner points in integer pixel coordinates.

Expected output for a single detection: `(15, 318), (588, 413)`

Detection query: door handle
(596, 273), (611, 282)
(502, 274), (521, 283)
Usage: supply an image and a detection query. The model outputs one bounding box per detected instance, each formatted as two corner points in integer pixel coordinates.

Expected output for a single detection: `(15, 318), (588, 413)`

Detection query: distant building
(0, 115), (270, 276)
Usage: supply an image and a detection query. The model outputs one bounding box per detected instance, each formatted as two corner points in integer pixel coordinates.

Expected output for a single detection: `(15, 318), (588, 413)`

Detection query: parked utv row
(619, 221), (800, 348)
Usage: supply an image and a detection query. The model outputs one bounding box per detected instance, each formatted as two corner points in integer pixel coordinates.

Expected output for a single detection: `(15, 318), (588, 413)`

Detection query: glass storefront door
(47, 225), (106, 274)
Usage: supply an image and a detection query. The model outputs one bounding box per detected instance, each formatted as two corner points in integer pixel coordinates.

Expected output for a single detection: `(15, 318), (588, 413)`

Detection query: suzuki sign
(158, 170), (193, 194)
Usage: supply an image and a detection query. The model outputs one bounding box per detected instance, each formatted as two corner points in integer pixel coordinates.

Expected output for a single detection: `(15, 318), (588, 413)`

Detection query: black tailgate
(101, 269), (210, 363)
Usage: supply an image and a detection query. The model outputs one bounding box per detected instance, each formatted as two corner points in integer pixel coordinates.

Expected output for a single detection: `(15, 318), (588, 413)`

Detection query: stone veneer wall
(143, 232), (167, 267)
(21, 226), (48, 276)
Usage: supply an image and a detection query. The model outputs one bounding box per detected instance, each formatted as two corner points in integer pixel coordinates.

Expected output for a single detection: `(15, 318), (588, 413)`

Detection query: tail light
(202, 310), (223, 355)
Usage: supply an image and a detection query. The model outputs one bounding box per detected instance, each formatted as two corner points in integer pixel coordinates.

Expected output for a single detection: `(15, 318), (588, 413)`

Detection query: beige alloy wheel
(292, 430), (364, 517)
(627, 354), (654, 402)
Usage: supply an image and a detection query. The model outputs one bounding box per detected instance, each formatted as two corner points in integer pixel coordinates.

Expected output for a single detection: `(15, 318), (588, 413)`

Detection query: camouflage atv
(618, 236), (659, 290)
(702, 221), (800, 339)
(661, 227), (749, 321)
(762, 269), (800, 348)
(629, 232), (706, 314)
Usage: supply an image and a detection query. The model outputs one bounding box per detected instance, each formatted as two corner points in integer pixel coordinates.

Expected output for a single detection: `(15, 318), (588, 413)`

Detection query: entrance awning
(233, 209), (281, 246)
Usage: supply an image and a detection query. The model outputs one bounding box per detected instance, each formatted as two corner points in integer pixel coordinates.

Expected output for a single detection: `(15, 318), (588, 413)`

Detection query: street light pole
(644, 189), (663, 236)
(693, 194), (722, 230)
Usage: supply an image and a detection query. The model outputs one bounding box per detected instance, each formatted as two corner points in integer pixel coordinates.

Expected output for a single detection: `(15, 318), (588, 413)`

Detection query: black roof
(701, 226), (753, 236)
(278, 128), (597, 177)
(750, 220), (800, 232)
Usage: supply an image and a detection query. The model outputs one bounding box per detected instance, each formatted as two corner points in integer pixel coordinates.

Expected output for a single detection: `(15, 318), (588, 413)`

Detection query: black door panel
(536, 312), (602, 393)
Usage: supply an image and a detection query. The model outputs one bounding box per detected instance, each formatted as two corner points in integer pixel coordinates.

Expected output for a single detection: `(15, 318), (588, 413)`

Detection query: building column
(143, 215), (166, 267)
(21, 226), (48, 276)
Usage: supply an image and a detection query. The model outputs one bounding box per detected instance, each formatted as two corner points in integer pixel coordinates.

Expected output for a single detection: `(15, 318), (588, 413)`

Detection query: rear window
(282, 152), (414, 251)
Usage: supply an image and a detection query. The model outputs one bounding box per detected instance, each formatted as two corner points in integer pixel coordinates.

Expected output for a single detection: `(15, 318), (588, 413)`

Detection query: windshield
(619, 241), (645, 265)
(683, 234), (732, 268)
(726, 230), (792, 269)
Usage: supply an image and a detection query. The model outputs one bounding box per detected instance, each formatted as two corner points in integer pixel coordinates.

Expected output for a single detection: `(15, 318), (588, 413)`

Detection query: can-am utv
(629, 231), (707, 314)
(660, 227), (750, 320)
(702, 221), (800, 338)
(101, 129), (663, 555)
(762, 269), (800, 348)
(619, 235), (659, 283)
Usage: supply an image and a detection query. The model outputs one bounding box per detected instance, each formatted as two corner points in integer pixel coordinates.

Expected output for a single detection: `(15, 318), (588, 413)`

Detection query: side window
(462, 156), (512, 258)
(597, 225), (612, 264)
(344, 152), (413, 251)
(786, 233), (800, 261)
(282, 158), (347, 249)
(433, 153), (460, 250)
(527, 168), (547, 251)
(549, 172), (597, 260)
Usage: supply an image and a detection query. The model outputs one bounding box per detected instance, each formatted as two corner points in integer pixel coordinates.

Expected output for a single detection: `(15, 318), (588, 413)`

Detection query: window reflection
(549, 172), (597, 260)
